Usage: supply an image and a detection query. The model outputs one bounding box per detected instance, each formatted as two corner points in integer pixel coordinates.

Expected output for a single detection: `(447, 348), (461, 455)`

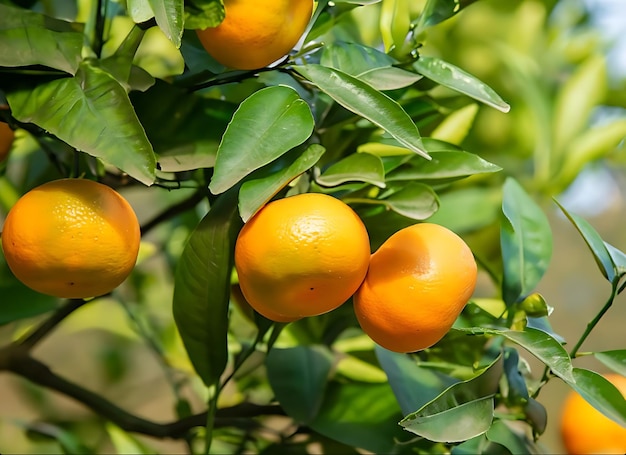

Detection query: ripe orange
(560, 373), (626, 454)
(0, 121), (14, 162)
(354, 223), (477, 353)
(196, 0), (314, 70)
(234, 193), (370, 321)
(1, 179), (140, 299)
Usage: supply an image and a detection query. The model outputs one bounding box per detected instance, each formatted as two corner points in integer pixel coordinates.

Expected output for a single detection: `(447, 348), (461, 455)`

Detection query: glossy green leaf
(127, 0), (154, 23)
(239, 144), (325, 222)
(400, 356), (502, 442)
(593, 350), (626, 377)
(320, 42), (421, 90)
(309, 382), (407, 453)
(317, 152), (385, 188)
(376, 346), (453, 415)
(266, 345), (334, 424)
(209, 86), (314, 194)
(7, 62), (156, 185)
(148, 0), (184, 47)
(555, 200), (616, 283)
(0, 4), (82, 74)
(413, 57), (510, 113)
(569, 368), (626, 427)
(463, 327), (574, 383)
(172, 189), (241, 387)
(295, 64), (429, 158)
(414, 0), (480, 34)
(321, 41), (395, 75)
(383, 182), (439, 220)
(386, 150), (501, 184)
(131, 80), (235, 172)
(184, 0), (225, 30)
(501, 178), (553, 305)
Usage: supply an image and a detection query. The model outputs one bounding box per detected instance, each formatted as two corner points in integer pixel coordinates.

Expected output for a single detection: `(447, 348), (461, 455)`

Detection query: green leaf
(127, 0), (154, 23)
(172, 188), (241, 387)
(380, 0), (411, 54)
(400, 356), (502, 442)
(309, 382), (407, 453)
(593, 350), (626, 376)
(266, 345), (334, 424)
(317, 152), (385, 188)
(486, 419), (539, 455)
(321, 41), (395, 75)
(0, 4), (83, 74)
(375, 346), (454, 415)
(209, 86), (314, 194)
(553, 55), (607, 154)
(295, 64), (429, 158)
(462, 327), (574, 383)
(148, 0), (184, 47)
(7, 61), (156, 185)
(184, 0), (225, 30)
(555, 200), (616, 283)
(414, 0), (480, 34)
(413, 57), (510, 113)
(320, 41), (421, 90)
(431, 103), (479, 145)
(503, 348), (529, 404)
(383, 182), (439, 220)
(500, 178), (553, 305)
(557, 119), (626, 188)
(239, 144), (325, 222)
(131, 80), (236, 172)
(386, 150), (501, 184)
(0, 276), (59, 325)
(605, 242), (626, 278)
(569, 368), (626, 427)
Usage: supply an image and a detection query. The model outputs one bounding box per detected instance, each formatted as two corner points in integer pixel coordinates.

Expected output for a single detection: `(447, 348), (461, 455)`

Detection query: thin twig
(17, 299), (89, 350)
(140, 189), (207, 236)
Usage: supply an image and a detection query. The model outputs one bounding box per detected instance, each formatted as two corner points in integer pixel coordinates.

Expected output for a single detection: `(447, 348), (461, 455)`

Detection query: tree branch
(1, 351), (284, 439)
(140, 189), (207, 236)
(17, 299), (89, 350)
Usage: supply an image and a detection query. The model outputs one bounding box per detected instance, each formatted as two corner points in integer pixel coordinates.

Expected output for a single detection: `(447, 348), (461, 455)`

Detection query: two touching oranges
(234, 193), (478, 353)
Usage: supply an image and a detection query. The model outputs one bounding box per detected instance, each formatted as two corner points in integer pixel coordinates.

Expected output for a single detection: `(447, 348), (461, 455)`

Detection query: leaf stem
(93, 0), (107, 58)
(568, 281), (618, 359)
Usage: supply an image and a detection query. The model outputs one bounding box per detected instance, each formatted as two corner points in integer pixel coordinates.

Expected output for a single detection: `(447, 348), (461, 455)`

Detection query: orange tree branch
(0, 349), (284, 439)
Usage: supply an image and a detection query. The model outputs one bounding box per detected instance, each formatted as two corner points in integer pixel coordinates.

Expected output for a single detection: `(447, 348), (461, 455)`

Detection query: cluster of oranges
(235, 192), (477, 353)
(1, 178), (476, 354)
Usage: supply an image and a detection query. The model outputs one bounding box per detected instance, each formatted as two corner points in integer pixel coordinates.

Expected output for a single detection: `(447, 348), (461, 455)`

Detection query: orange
(0, 121), (14, 163)
(234, 193), (370, 321)
(1, 179), (140, 299)
(560, 373), (626, 454)
(196, 0), (314, 70)
(354, 223), (477, 353)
